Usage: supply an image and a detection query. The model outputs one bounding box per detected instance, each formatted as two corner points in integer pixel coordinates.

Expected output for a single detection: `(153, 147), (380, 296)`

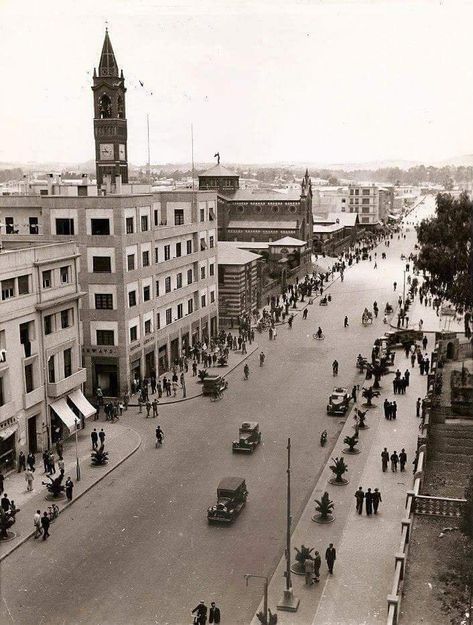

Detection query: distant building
(348, 184), (379, 225)
(312, 212), (359, 253)
(312, 186), (349, 214)
(0, 242), (90, 470)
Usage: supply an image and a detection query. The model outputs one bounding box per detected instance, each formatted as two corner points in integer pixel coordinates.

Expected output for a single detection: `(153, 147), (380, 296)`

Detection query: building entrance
(28, 415), (38, 454)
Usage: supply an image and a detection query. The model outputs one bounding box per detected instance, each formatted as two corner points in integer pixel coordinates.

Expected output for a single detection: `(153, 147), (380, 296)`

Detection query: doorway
(28, 416), (38, 454)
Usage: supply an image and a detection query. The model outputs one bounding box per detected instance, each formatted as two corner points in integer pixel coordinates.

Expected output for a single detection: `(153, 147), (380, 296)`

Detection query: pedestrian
(209, 602), (221, 624)
(381, 448), (389, 472)
(65, 476), (73, 501)
(302, 308), (308, 320)
(48, 451), (56, 474)
(304, 555), (315, 585)
(399, 448), (407, 472)
(259, 352), (265, 366)
(372, 488), (382, 514)
(416, 397), (421, 418)
(424, 358), (430, 374)
(410, 352), (416, 367)
(404, 369), (410, 387)
(325, 543), (336, 574)
(392, 401), (397, 419)
(146, 399), (152, 417)
(172, 380), (178, 397)
(355, 486), (364, 514)
(57, 457), (65, 473)
(313, 550), (321, 582)
(33, 509), (43, 538)
(27, 452), (35, 472)
(42, 450), (49, 472)
(1, 493), (10, 511)
(99, 429), (105, 446)
(365, 488), (373, 515)
(344, 316), (349, 327)
(192, 361), (198, 377)
(192, 601), (207, 625)
(383, 398), (390, 419)
(91, 428), (98, 450)
(390, 450), (399, 472)
(17, 450), (26, 472)
(41, 511), (50, 540)
(422, 336), (428, 350)
(138, 396), (143, 413)
(123, 390), (129, 411)
(351, 385), (357, 403)
(157, 381), (163, 398)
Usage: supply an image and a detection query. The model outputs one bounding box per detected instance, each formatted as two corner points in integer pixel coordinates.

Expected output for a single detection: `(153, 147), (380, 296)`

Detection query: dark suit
(209, 605), (220, 624)
(325, 546), (336, 573)
(192, 603), (207, 625)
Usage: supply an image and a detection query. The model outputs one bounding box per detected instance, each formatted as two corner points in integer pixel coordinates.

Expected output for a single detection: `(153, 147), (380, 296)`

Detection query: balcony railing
(47, 368), (87, 398)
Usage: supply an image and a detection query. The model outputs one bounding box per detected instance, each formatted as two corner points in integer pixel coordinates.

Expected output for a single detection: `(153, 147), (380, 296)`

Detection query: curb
(0, 426), (142, 563)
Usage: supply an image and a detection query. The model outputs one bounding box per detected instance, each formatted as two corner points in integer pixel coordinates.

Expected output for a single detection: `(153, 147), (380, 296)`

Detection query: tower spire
(98, 29), (119, 77)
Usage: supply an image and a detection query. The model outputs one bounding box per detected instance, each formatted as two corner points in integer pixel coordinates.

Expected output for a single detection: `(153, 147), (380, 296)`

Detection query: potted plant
(329, 457), (349, 485)
(198, 369), (208, 383)
(354, 408), (368, 430)
(42, 472), (66, 500)
(362, 386), (380, 407)
(291, 544), (314, 575)
(91, 445), (109, 466)
(343, 434), (360, 455)
(312, 491), (335, 524)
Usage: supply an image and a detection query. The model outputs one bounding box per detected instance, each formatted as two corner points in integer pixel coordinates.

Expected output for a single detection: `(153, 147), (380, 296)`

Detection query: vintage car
(327, 387), (350, 415)
(207, 477), (248, 524)
(232, 422), (262, 453)
(384, 329), (423, 347)
(202, 374), (228, 396)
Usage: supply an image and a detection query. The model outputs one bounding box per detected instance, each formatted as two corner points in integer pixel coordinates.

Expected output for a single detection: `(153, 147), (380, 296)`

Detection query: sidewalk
(250, 347), (428, 625)
(0, 422), (141, 561)
(389, 297), (465, 335)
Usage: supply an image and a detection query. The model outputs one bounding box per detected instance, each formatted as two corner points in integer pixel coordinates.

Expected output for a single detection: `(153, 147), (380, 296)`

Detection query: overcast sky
(0, 0), (472, 167)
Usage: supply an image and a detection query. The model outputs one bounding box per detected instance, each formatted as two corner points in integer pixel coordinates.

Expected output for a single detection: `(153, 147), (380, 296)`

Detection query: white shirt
(34, 512), (41, 526)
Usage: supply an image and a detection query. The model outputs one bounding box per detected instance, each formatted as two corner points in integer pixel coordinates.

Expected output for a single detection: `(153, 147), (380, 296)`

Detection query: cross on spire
(99, 28), (118, 77)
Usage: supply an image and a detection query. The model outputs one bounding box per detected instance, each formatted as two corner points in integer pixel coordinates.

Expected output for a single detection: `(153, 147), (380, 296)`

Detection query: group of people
(381, 448), (408, 472)
(392, 368), (410, 394)
(354, 487), (382, 515)
(383, 399), (398, 420)
(304, 543), (337, 585)
(191, 601), (220, 624)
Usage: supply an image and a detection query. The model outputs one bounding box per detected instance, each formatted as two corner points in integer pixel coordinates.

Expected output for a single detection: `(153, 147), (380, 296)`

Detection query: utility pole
(277, 437), (300, 612)
(244, 574), (269, 625)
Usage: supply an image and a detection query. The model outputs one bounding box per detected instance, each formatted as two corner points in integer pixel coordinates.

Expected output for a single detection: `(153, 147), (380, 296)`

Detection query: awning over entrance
(68, 389), (96, 419)
(0, 424), (18, 441)
(50, 397), (79, 432)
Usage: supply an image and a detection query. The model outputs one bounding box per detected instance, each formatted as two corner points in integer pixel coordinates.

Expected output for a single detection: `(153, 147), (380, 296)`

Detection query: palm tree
(91, 445), (109, 466)
(329, 457), (349, 484)
(292, 544), (314, 574)
(343, 434), (360, 454)
(313, 491), (335, 523)
(362, 386), (380, 407)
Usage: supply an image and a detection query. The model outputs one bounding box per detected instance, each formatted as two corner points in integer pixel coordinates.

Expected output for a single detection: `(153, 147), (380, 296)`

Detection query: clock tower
(92, 29), (128, 188)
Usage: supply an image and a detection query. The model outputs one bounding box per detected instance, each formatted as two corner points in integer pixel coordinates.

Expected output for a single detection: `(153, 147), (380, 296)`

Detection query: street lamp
(74, 418), (81, 481)
(244, 574), (270, 625)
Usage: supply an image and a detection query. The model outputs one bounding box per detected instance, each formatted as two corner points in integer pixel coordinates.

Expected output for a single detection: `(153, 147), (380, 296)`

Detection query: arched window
(117, 96), (124, 119)
(99, 94), (112, 119)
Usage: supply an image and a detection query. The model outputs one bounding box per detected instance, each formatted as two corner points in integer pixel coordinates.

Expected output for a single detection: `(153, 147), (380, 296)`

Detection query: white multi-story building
(348, 184), (380, 225)
(0, 242), (91, 470)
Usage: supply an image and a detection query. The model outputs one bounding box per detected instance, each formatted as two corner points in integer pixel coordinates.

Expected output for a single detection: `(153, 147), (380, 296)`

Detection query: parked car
(384, 329), (423, 347)
(207, 477), (248, 524)
(327, 387), (350, 415)
(202, 374), (228, 396)
(232, 422), (262, 453)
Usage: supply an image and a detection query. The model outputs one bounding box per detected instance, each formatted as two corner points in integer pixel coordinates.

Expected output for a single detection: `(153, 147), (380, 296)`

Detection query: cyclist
(259, 352), (265, 367)
(244, 364), (250, 380)
(316, 327), (323, 339)
(155, 426), (164, 447)
(332, 360), (339, 376)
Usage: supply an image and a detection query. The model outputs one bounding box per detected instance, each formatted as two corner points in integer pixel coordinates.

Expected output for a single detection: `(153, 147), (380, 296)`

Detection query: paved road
(0, 198), (433, 625)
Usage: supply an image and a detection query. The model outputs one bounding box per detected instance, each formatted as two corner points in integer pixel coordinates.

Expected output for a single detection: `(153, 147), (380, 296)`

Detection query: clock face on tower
(118, 144), (126, 161)
(99, 144), (114, 160)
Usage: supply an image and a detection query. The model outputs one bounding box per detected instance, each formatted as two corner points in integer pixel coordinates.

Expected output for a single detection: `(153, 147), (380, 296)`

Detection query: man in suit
(41, 511), (51, 541)
(192, 601), (207, 625)
(325, 543), (336, 574)
(209, 602), (221, 624)
(355, 487), (364, 514)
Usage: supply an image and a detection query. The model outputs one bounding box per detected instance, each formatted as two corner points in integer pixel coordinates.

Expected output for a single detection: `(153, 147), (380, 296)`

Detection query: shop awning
(68, 389), (96, 419)
(50, 397), (78, 431)
(0, 424), (18, 441)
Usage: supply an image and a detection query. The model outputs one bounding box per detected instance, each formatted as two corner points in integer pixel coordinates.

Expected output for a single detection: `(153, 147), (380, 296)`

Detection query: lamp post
(74, 418), (81, 481)
(244, 574), (269, 625)
(277, 437), (299, 612)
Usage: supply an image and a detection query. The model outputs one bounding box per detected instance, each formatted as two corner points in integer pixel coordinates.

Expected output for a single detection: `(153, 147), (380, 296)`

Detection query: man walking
(41, 511), (51, 540)
(325, 543), (336, 574)
(355, 486), (364, 514)
(99, 429), (105, 447)
(25, 468), (34, 491)
(209, 602), (221, 624)
(381, 448), (389, 472)
(65, 476), (74, 501)
(372, 488), (382, 514)
(344, 316), (349, 328)
(390, 450), (399, 472)
(365, 488), (373, 515)
(304, 555), (315, 586)
(152, 398), (159, 418)
(399, 448), (407, 472)
(192, 601), (207, 625)
(416, 397), (421, 418)
(313, 550), (321, 582)
(91, 428), (98, 450)
(33, 510), (43, 538)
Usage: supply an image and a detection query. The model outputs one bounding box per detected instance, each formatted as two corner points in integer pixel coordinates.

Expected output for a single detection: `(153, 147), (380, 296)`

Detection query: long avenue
(0, 198), (432, 625)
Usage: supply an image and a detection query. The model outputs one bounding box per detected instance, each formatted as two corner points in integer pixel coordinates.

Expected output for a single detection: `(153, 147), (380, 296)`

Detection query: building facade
(0, 242), (89, 470)
(348, 184), (380, 225)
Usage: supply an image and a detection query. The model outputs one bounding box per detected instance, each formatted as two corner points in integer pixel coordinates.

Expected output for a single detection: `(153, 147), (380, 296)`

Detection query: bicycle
(47, 503), (59, 521)
(312, 333), (325, 340)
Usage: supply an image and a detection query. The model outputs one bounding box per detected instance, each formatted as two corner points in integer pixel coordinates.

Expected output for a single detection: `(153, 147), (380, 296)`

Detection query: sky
(0, 0), (472, 167)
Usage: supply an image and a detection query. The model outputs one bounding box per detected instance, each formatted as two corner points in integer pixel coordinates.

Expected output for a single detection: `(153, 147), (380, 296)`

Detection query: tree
(329, 457), (348, 483)
(314, 491), (335, 522)
(343, 434), (359, 453)
(415, 192), (472, 313)
(91, 445), (109, 466)
(362, 386), (380, 406)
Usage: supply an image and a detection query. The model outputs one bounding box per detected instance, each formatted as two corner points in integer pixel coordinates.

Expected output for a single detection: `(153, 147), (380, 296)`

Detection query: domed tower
(91, 29), (128, 188)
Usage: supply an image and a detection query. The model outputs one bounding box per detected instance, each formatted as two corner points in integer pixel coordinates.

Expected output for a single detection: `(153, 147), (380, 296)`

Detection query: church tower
(92, 29), (128, 188)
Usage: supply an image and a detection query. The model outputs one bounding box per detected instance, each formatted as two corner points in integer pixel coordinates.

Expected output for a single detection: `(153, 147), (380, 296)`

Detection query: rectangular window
(186, 240), (192, 254)
(126, 217), (134, 234)
(63, 348), (72, 378)
(209, 235), (214, 249)
(165, 277), (171, 293)
(141, 215), (149, 232)
(129, 326), (138, 342)
(42, 270), (51, 289)
(48, 356), (55, 383)
(200, 208), (205, 222)
(164, 245), (171, 261)
(44, 314), (53, 335)
(201, 294), (206, 308)
(29, 217), (39, 234)
(144, 319), (152, 335)
(143, 285), (151, 301)
(156, 313), (161, 330)
(128, 290), (137, 307)
(155, 280), (160, 297)
(55, 218), (74, 235)
(174, 209), (184, 226)
(24, 363), (34, 393)
(176, 242), (182, 257)
(362, 189), (370, 196)
(362, 198), (370, 205)
(17, 274), (30, 295)
(362, 206), (370, 214)
(187, 269), (193, 284)
(210, 291), (215, 304)
(177, 303), (183, 319)
(209, 263), (214, 277)
(1, 278), (14, 300)
(165, 308), (172, 325)
(60, 309), (71, 329)
(127, 254), (135, 271)
(142, 250), (150, 267)
(200, 266), (206, 280)
(91, 218), (110, 235)
(154, 209), (159, 227)
(154, 247), (159, 263)
(200, 237), (207, 251)
(187, 299), (193, 314)
(95, 293), (113, 309)
(96, 330), (114, 345)
(176, 273), (182, 289)
(60, 266), (70, 284)
(92, 256), (112, 273)
(5, 217), (15, 234)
